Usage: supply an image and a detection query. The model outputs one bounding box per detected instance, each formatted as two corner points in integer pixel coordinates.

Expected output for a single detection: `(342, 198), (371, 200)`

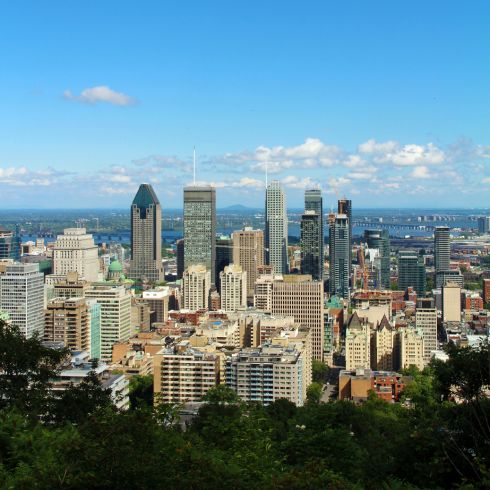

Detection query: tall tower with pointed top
(129, 184), (163, 282)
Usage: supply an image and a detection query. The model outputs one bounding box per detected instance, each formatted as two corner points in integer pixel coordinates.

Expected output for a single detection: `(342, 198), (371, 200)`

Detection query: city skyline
(0, 2), (489, 208)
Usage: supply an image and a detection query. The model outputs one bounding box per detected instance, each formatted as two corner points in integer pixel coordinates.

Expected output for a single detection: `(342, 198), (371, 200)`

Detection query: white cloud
(108, 174), (132, 184)
(63, 86), (136, 106)
(410, 165), (431, 179)
(482, 177), (490, 184)
(358, 139), (398, 154)
(375, 143), (445, 166)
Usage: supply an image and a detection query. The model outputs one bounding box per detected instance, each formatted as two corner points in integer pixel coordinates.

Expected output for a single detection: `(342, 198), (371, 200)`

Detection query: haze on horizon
(0, 1), (489, 209)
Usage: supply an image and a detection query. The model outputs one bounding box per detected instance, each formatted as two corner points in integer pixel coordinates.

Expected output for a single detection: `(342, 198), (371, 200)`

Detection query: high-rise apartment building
(183, 265), (211, 310)
(154, 345), (220, 403)
(129, 184), (163, 282)
(304, 189), (323, 280)
(399, 327), (425, 371)
(220, 264), (247, 312)
(398, 250), (426, 295)
(232, 227), (264, 300)
(44, 297), (90, 353)
(415, 308), (438, 364)
(53, 228), (100, 281)
(216, 235), (233, 290)
(226, 328), (312, 406)
(85, 285), (131, 362)
(329, 213), (350, 298)
(183, 186), (216, 283)
(0, 263), (44, 338)
(300, 211), (322, 281)
(270, 275), (324, 361)
(434, 226), (450, 273)
(265, 181), (288, 274)
(364, 229), (391, 288)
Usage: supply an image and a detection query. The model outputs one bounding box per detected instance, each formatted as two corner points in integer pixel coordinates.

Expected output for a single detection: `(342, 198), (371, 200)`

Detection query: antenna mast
(193, 146), (196, 185)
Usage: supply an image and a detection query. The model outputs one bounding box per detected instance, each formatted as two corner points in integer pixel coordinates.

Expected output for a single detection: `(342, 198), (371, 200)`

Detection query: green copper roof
(108, 259), (123, 272)
(326, 295), (343, 308)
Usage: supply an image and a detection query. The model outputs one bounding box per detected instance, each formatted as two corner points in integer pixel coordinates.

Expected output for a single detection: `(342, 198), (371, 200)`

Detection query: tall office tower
(184, 186), (216, 283)
(434, 226), (450, 272)
(415, 308), (438, 364)
(216, 235), (233, 290)
(364, 229), (391, 288)
(304, 189), (324, 279)
(0, 227), (20, 260)
(183, 264), (211, 310)
(44, 298), (90, 353)
(232, 227), (264, 300)
(329, 213), (350, 298)
(442, 283), (461, 323)
(398, 250), (426, 295)
(300, 211), (322, 280)
(477, 216), (490, 234)
(337, 198), (352, 276)
(53, 228), (100, 281)
(271, 275), (324, 361)
(220, 264), (247, 312)
(0, 263), (44, 338)
(174, 239), (184, 280)
(85, 285), (131, 362)
(129, 184), (163, 282)
(265, 180), (288, 274)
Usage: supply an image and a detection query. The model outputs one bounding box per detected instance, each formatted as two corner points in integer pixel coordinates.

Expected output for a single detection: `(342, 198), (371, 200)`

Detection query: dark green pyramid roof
(132, 184), (160, 212)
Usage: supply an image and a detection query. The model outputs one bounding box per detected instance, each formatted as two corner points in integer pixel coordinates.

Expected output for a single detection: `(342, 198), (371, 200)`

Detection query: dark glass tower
(301, 211), (322, 280)
(0, 226), (21, 261)
(398, 250), (426, 295)
(364, 229), (391, 289)
(338, 199), (352, 278)
(129, 184), (163, 282)
(216, 235), (233, 291)
(304, 189), (323, 280)
(329, 213), (350, 298)
(183, 186), (216, 282)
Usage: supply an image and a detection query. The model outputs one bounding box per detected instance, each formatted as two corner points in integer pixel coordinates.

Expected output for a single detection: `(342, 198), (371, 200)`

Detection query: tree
(312, 359), (329, 384)
(129, 374), (154, 409)
(306, 383), (323, 404)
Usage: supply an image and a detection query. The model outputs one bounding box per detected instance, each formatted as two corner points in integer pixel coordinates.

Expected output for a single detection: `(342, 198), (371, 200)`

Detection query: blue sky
(0, 1), (489, 209)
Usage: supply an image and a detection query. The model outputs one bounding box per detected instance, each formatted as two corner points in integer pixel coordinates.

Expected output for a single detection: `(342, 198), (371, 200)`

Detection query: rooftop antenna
(193, 146), (196, 185)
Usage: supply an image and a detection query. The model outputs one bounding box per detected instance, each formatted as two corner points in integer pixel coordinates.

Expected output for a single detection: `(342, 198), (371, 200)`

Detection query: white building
(52, 228), (100, 282)
(0, 263), (44, 338)
(85, 285), (131, 362)
(220, 264), (247, 312)
(183, 265), (211, 310)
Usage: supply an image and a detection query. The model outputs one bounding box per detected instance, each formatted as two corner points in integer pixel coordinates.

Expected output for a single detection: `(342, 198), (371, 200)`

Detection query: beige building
(52, 272), (90, 299)
(183, 265), (211, 310)
(345, 313), (371, 371)
(85, 285), (131, 362)
(373, 315), (395, 371)
(52, 228), (100, 282)
(220, 264), (247, 312)
(44, 297), (90, 353)
(399, 327), (425, 371)
(153, 343), (220, 403)
(110, 350), (154, 377)
(194, 320), (241, 347)
(142, 287), (169, 323)
(270, 275), (324, 361)
(442, 283), (461, 323)
(415, 308), (438, 363)
(226, 327), (312, 406)
(131, 298), (152, 332)
(254, 273), (279, 312)
(232, 227), (264, 300)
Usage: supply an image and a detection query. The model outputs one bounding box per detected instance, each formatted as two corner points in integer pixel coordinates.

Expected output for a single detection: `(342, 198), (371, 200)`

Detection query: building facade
(329, 213), (350, 298)
(129, 184), (163, 282)
(300, 210), (322, 281)
(364, 229), (391, 289)
(265, 180), (288, 274)
(304, 189), (324, 280)
(183, 186), (216, 283)
(398, 250), (426, 295)
(220, 264), (247, 312)
(183, 265), (211, 311)
(415, 308), (438, 364)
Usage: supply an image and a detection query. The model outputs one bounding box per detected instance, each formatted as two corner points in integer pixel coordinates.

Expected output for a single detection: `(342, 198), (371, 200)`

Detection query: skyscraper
(300, 211), (322, 280)
(398, 250), (426, 295)
(0, 263), (44, 338)
(184, 186), (216, 282)
(303, 189), (323, 280)
(129, 184), (163, 282)
(220, 264), (247, 312)
(338, 198), (352, 277)
(364, 229), (391, 288)
(216, 235), (233, 290)
(434, 226), (450, 273)
(232, 227), (264, 300)
(53, 228), (100, 282)
(329, 213), (350, 298)
(265, 181), (288, 274)
(0, 226), (20, 261)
